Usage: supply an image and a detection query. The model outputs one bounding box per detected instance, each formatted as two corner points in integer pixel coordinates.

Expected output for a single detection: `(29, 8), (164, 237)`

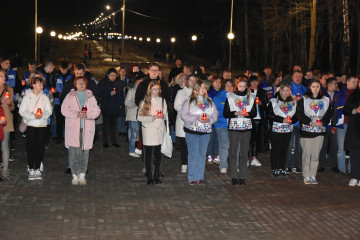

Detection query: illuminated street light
(156, 38), (161, 43)
(191, 35), (197, 56)
(106, 5), (111, 10)
(58, 34), (63, 39)
(191, 35), (197, 41)
(36, 26), (43, 34)
(139, 37), (143, 41)
(146, 37), (151, 42)
(227, 32), (234, 40)
(171, 37), (176, 43)
(50, 31), (56, 37)
(134, 37), (137, 40)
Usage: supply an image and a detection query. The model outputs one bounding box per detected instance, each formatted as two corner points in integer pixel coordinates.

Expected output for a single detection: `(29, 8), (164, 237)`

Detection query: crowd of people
(0, 56), (359, 187)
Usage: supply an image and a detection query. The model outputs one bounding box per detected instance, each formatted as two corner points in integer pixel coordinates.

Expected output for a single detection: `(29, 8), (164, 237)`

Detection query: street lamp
(50, 31), (56, 37)
(171, 37), (176, 43)
(191, 35), (197, 56)
(139, 37), (143, 41)
(121, 0), (126, 58)
(106, 4), (111, 10)
(36, 26), (43, 62)
(228, 0), (234, 71)
(58, 34), (63, 39)
(170, 37), (176, 61)
(156, 38), (161, 43)
(146, 37), (151, 42)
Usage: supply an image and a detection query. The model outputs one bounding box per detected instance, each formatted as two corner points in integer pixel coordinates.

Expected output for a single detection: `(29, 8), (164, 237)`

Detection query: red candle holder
(287, 116), (292, 123)
(242, 108), (247, 115)
(4, 92), (10, 98)
(255, 97), (260, 104)
(36, 108), (42, 117)
(202, 113), (207, 121)
(50, 87), (56, 93)
(0, 116), (6, 121)
(296, 93), (301, 101)
(316, 118), (322, 124)
(112, 88), (116, 92)
(157, 110), (162, 116)
(21, 80), (25, 86)
(82, 106), (87, 113)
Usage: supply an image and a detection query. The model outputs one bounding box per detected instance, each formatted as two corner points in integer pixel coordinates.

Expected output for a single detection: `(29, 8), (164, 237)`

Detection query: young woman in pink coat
(61, 76), (101, 185)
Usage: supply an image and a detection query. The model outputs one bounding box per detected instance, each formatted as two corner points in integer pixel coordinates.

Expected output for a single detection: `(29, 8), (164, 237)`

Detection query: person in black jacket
(296, 79), (333, 185)
(135, 63), (169, 107)
(268, 83), (298, 177)
(248, 75), (269, 167)
(168, 58), (183, 83)
(98, 68), (125, 148)
(223, 76), (257, 185)
(343, 89), (360, 186)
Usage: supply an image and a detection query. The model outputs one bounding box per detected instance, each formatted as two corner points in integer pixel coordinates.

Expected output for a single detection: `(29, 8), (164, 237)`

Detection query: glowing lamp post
(191, 35), (197, 56)
(227, 32), (234, 72)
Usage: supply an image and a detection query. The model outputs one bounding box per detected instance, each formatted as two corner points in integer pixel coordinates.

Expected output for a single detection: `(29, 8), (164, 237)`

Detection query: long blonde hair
(277, 82), (295, 104)
(139, 80), (161, 116)
(234, 76), (250, 104)
(189, 80), (213, 106)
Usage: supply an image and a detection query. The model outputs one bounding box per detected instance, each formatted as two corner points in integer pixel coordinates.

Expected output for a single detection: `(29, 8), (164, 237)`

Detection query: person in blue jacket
(286, 70), (307, 173)
(213, 79), (234, 174)
(23, 60), (37, 89)
(206, 76), (222, 164)
(53, 62), (72, 144)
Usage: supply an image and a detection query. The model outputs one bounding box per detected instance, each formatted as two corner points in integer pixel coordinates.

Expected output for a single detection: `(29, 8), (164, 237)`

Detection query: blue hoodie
(213, 90), (228, 128)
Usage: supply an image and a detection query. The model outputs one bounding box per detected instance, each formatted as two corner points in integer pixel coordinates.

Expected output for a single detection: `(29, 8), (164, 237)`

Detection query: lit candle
(287, 116), (292, 123)
(4, 92), (10, 98)
(157, 110), (162, 116)
(255, 97), (260, 104)
(82, 105), (87, 113)
(242, 108), (247, 115)
(202, 113), (207, 121)
(50, 87), (56, 93)
(112, 88), (116, 92)
(296, 93), (301, 101)
(36, 108), (42, 117)
(316, 118), (321, 124)
(0, 116), (5, 121)
(21, 80), (25, 86)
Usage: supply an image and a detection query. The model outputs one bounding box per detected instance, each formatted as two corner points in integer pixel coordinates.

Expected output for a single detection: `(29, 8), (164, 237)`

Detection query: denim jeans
(185, 132), (210, 182)
(69, 130), (89, 176)
(117, 116), (127, 134)
(128, 121), (140, 153)
(215, 128), (229, 170)
(337, 124), (351, 173)
(286, 126), (302, 169)
(206, 128), (219, 156)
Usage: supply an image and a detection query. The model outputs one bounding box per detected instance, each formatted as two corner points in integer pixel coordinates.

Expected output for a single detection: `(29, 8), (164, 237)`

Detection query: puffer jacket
(61, 89), (101, 150)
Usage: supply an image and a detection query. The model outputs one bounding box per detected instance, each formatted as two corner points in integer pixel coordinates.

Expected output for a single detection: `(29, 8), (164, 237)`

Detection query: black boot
(147, 170), (154, 185)
(238, 179), (246, 185)
(154, 170), (162, 184)
(231, 178), (238, 185)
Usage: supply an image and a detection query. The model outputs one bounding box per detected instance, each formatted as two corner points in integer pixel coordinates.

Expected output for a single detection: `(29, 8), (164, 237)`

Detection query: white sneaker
(357, 181), (360, 187)
(213, 156), (220, 164)
(220, 168), (227, 174)
(141, 168), (146, 174)
(206, 156), (213, 164)
(129, 153), (140, 158)
(349, 179), (358, 186)
(40, 162), (44, 172)
(304, 177), (311, 184)
(181, 165), (187, 173)
(310, 176), (318, 184)
(135, 148), (142, 155)
(72, 174), (79, 185)
(27, 165), (29, 172)
(34, 169), (42, 180)
(79, 173), (86, 185)
(251, 159), (262, 167)
(247, 161), (249, 167)
(28, 169), (35, 180)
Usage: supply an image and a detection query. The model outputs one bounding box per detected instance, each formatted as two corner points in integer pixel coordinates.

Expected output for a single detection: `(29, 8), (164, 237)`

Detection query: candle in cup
(202, 113), (207, 121)
(296, 93), (301, 101)
(255, 97), (260, 104)
(157, 110), (162, 116)
(112, 88), (116, 92)
(316, 118), (322, 124)
(287, 116), (292, 123)
(36, 108), (42, 117)
(21, 80), (25, 86)
(0, 116), (5, 121)
(4, 92), (10, 98)
(242, 108), (247, 115)
(50, 87), (56, 93)
(82, 105), (87, 113)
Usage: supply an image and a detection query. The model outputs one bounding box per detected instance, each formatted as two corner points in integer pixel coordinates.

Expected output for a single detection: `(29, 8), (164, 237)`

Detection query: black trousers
(10, 105), (19, 147)
(103, 114), (118, 145)
(54, 105), (64, 140)
(319, 128), (338, 168)
(26, 126), (47, 169)
(350, 150), (360, 179)
(144, 145), (161, 175)
(177, 137), (188, 165)
(270, 131), (292, 170)
(250, 119), (262, 156)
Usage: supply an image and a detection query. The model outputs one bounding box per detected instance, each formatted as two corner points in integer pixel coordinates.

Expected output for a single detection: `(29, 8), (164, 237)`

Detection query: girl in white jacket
(137, 80), (168, 185)
(19, 74), (52, 181)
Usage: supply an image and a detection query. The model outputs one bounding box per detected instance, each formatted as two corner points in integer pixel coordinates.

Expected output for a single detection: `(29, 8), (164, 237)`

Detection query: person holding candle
(180, 80), (218, 185)
(296, 79), (333, 184)
(98, 68), (124, 148)
(137, 80), (168, 185)
(19, 74), (52, 181)
(0, 70), (14, 179)
(223, 76), (257, 185)
(174, 74), (197, 173)
(268, 83), (297, 177)
(61, 76), (101, 185)
(343, 88), (360, 186)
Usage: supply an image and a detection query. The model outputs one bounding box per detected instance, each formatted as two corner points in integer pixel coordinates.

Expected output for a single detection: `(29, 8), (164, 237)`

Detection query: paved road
(1, 42), (359, 239)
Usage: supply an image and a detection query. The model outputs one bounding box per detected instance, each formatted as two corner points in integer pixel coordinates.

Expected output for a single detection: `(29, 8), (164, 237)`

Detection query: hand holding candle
(242, 108), (248, 116)
(4, 92), (10, 98)
(35, 108), (42, 118)
(21, 80), (25, 86)
(286, 116), (292, 124)
(0, 115), (6, 124)
(296, 93), (301, 101)
(255, 97), (260, 104)
(50, 87), (56, 93)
